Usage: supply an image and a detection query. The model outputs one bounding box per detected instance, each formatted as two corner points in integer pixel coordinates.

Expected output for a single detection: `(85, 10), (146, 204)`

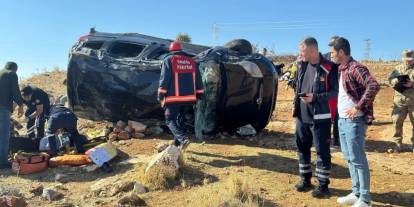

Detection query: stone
(29, 184), (43, 196)
(125, 126), (134, 133)
(128, 121), (147, 133)
(132, 132), (145, 139)
(154, 142), (170, 153)
(117, 193), (146, 207)
(56, 201), (75, 207)
(55, 184), (68, 191)
(145, 126), (164, 135)
(94, 200), (106, 206)
(145, 145), (181, 177)
(109, 132), (119, 141)
(82, 164), (99, 172)
(133, 182), (148, 194)
(109, 181), (135, 196)
(0, 185), (22, 197)
(55, 173), (70, 183)
(236, 124), (257, 136)
(113, 127), (123, 133)
(203, 176), (213, 185)
(116, 121), (127, 130)
(118, 131), (131, 140)
(42, 188), (63, 201)
(0, 196), (27, 207)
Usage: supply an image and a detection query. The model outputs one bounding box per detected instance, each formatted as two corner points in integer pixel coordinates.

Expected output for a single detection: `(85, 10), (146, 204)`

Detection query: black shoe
(295, 181), (313, 192)
(312, 185), (331, 198)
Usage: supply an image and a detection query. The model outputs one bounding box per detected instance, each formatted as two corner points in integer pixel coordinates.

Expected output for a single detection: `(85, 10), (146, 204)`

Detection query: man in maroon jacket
(330, 37), (380, 207)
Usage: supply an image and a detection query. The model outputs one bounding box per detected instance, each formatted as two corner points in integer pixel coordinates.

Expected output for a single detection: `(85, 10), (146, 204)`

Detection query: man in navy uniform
(158, 41), (204, 150)
(46, 104), (87, 156)
(21, 85), (50, 141)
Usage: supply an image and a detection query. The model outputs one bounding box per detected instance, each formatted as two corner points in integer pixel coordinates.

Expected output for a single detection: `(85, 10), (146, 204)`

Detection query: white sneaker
(337, 193), (358, 205)
(351, 200), (371, 207)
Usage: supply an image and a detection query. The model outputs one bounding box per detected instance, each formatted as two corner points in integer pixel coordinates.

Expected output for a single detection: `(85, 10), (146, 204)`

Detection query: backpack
(11, 152), (49, 175)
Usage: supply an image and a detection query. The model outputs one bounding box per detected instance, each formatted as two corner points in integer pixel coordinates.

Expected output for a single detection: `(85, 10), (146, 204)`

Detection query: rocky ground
(1, 62), (413, 207)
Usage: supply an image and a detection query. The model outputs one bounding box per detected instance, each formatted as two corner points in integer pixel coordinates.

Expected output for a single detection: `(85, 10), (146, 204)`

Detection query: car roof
(87, 31), (210, 54)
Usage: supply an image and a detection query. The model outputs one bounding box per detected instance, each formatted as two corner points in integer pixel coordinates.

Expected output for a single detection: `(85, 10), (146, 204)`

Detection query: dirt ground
(1, 62), (414, 207)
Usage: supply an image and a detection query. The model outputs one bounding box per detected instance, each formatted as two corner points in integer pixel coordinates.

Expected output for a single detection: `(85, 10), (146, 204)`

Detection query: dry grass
(188, 175), (263, 207)
(133, 152), (185, 191)
(134, 163), (178, 191)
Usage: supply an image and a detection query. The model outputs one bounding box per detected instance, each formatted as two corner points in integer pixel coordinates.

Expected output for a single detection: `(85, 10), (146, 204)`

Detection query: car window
(83, 41), (104, 50)
(147, 48), (169, 60)
(109, 42), (145, 58)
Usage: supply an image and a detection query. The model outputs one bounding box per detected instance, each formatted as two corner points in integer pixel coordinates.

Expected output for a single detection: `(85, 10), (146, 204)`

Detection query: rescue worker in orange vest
(158, 41), (204, 150)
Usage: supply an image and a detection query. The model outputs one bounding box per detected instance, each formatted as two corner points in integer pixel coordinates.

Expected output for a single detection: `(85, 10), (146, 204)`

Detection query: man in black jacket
(0, 62), (24, 169)
(293, 37), (338, 198)
(21, 85), (50, 141)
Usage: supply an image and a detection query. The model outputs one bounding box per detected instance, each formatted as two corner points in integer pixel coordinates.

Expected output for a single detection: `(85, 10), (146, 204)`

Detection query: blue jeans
(0, 107), (11, 166)
(338, 117), (370, 203)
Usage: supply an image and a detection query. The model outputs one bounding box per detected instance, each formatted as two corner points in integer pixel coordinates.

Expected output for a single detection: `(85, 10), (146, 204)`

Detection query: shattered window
(83, 41), (104, 50)
(109, 42), (145, 58)
(147, 48), (169, 60)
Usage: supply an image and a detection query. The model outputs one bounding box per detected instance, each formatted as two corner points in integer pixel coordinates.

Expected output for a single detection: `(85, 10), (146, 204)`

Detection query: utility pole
(212, 23), (218, 46)
(364, 39), (371, 61)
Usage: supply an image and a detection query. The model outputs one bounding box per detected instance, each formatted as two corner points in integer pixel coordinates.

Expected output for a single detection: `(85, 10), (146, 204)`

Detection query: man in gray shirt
(0, 62), (24, 169)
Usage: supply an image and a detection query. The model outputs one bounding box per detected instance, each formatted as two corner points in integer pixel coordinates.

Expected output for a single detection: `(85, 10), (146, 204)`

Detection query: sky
(0, 0), (412, 77)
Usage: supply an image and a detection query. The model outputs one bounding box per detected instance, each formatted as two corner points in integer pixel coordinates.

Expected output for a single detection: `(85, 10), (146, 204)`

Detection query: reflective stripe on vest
(165, 95), (197, 103)
(314, 113), (332, 120)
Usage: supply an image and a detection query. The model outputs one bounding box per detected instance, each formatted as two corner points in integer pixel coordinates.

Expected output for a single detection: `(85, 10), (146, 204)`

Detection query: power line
(212, 20), (343, 45)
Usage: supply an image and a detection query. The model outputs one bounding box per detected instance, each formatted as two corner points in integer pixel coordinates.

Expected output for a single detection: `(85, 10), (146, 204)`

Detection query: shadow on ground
(189, 151), (350, 179)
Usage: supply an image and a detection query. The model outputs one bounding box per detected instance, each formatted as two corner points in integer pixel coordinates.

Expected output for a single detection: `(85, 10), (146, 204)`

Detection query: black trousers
(296, 118), (332, 186)
(26, 115), (45, 140)
(164, 105), (191, 146)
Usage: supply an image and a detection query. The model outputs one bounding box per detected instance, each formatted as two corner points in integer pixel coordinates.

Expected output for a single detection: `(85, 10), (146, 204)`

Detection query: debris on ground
(145, 126), (164, 136)
(0, 186), (22, 197)
(128, 121), (147, 133)
(236, 124), (257, 136)
(109, 181), (135, 196)
(90, 179), (135, 197)
(132, 132), (145, 139)
(0, 196), (27, 207)
(81, 164), (100, 172)
(86, 142), (118, 167)
(42, 188), (63, 201)
(29, 184), (43, 196)
(55, 173), (70, 183)
(117, 193), (146, 207)
(108, 120), (150, 141)
(133, 182), (148, 194)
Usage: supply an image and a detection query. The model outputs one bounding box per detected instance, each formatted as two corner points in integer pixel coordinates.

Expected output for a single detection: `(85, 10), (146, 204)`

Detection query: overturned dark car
(67, 30), (279, 137)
